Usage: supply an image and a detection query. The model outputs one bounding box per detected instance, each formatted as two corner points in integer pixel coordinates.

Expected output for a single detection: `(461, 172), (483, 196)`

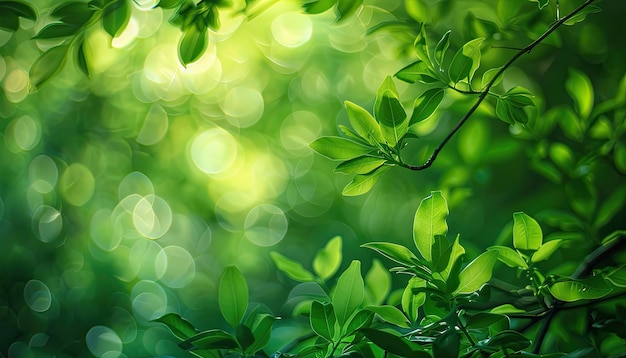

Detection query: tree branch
(402, 0), (599, 171)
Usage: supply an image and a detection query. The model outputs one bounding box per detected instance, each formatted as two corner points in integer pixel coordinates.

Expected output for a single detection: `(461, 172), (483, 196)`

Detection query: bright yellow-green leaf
(334, 156), (386, 174)
(365, 259), (391, 305)
(342, 165), (390, 196)
(448, 37), (484, 84)
(455, 250), (498, 294)
(531, 239), (563, 263)
(513, 212), (542, 251)
(332, 260), (364, 325)
(270, 252), (316, 282)
(402, 277), (425, 322)
(313, 236), (342, 280)
(310, 136), (372, 160)
(566, 68), (594, 119)
(487, 245), (528, 269)
(345, 101), (386, 145)
(365, 305), (410, 328)
(549, 276), (612, 302)
(413, 191), (449, 262)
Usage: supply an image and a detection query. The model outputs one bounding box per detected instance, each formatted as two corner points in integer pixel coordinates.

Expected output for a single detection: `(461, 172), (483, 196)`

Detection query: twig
(401, 0), (599, 171)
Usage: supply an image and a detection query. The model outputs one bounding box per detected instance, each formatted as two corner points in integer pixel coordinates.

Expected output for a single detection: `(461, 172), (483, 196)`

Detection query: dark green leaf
(179, 329), (238, 350)
(270, 252), (316, 282)
(1, 1), (36, 20)
(595, 184), (626, 228)
(332, 260), (364, 325)
(33, 23), (79, 39)
(504, 86), (535, 107)
(395, 60), (439, 84)
(310, 301), (336, 342)
(413, 191), (449, 262)
(361, 242), (418, 267)
(401, 277), (426, 322)
(441, 235), (465, 281)
(303, 0), (335, 14)
(218, 266), (249, 328)
(158, 0), (185, 9)
(335, 0), (362, 22)
(178, 25), (208, 66)
(235, 324), (254, 350)
(51, 2), (95, 26)
(410, 88), (445, 126)
(335, 156), (386, 175)
(431, 235), (451, 272)
(310, 136), (372, 161)
(103, 0), (130, 38)
(564, 5), (601, 25)
(487, 246), (528, 268)
(529, 0), (549, 10)
(549, 276), (612, 302)
(486, 330), (531, 352)
(204, 7), (220, 31)
(433, 30), (451, 68)
(344, 309), (374, 335)
(448, 37), (484, 84)
(342, 165), (390, 196)
(465, 312), (509, 329)
(496, 97), (529, 124)
(605, 264), (626, 288)
(365, 305), (409, 328)
(0, 11), (19, 31)
(152, 313), (197, 340)
(313, 236), (342, 281)
(360, 328), (429, 358)
(455, 250), (498, 294)
(345, 101), (385, 146)
(29, 45), (68, 90)
(513, 212), (542, 251)
(75, 38), (90, 77)
(433, 329), (460, 358)
(247, 313), (278, 354)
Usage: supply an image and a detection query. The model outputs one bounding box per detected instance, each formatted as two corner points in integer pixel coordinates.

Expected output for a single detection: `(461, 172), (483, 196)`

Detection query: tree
(0, 0), (624, 357)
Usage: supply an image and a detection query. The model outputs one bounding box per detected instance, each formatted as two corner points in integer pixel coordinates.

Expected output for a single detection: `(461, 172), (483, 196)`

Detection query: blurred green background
(1, 0), (625, 356)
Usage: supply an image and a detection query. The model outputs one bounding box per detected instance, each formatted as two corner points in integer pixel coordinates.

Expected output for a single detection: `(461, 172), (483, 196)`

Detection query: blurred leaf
(486, 330), (531, 352)
(549, 276), (612, 302)
(270, 252), (316, 282)
(335, 156), (386, 174)
(178, 25), (208, 66)
(434, 30), (451, 68)
(410, 88), (445, 126)
(235, 324), (254, 351)
(335, 0), (362, 22)
(595, 184), (626, 228)
(51, 2), (95, 26)
(310, 136), (372, 160)
(604, 264), (626, 288)
(75, 38), (90, 77)
(365, 305), (409, 328)
(103, 0), (130, 38)
(342, 165), (390, 196)
(219, 266), (248, 329)
(566, 68), (593, 119)
(564, 178), (597, 220)
(531, 239), (563, 263)
(395, 61), (439, 84)
(413, 23), (431, 68)
(1, 1), (36, 20)
(361, 242), (418, 267)
(413, 191), (449, 262)
(448, 37), (484, 84)
(465, 312), (509, 329)
(564, 5), (601, 26)
(313, 236), (342, 281)
(152, 313), (197, 340)
(496, 97), (529, 124)
(360, 328), (429, 357)
(464, 12), (499, 40)
(615, 142), (626, 174)
(158, 0), (185, 9)
(487, 246), (528, 269)
(33, 23), (79, 39)
(344, 309), (374, 335)
(455, 250), (498, 294)
(345, 101), (385, 146)
(179, 329), (238, 350)
(303, 0), (335, 14)
(529, 0), (549, 10)
(332, 260), (364, 325)
(549, 142), (574, 173)
(402, 277), (426, 322)
(513, 212), (542, 251)
(365, 259), (391, 305)
(247, 314), (278, 354)
(0, 10), (19, 31)
(433, 329), (460, 358)
(29, 45), (68, 90)
(310, 301), (336, 342)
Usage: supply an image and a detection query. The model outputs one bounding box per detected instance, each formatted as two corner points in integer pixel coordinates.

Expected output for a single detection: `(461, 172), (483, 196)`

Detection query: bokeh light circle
(23, 280), (52, 312)
(28, 155), (58, 193)
(137, 104), (168, 146)
(271, 12), (313, 48)
(90, 209), (122, 251)
(156, 245), (196, 288)
(5, 115), (40, 152)
(244, 204), (288, 246)
(221, 87), (264, 128)
(60, 163), (95, 206)
(31, 205), (63, 243)
(129, 239), (166, 280)
(191, 127), (238, 175)
(131, 280), (167, 321)
(118, 171), (154, 200)
(133, 194), (172, 239)
(85, 325), (123, 358)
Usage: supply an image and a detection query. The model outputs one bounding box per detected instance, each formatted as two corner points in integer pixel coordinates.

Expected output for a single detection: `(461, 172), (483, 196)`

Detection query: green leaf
(496, 97), (529, 124)
(531, 239), (563, 263)
(549, 276), (612, 302)
(365, 305), (409, 328)
(332, 260), (364, 325)
(565, 68), (593, 119)
(401, 277), (426, 322)
(29, 45), (68, 90)
(410, 88), (445, 126)
(365, 259), (391, 305)
(431, 235), (451, 272)
(342, 165), (390, 196)
(1, 1), (36, 20)
(103, 0), (130, 38)
(310, 301), (336, 342)
(344, 309), (374, 335)
(487, 246), (528, 269)
(313, 236), (342, 281)
(76, 38), (91, 77)
(465, 312), (509, 329)
(33, 23), (79, 39)
(455, 250), (498, 294)
(490, 304), (526, 314)
(345, 101), (385, 146)
(529, 0), (549, 10)
(335, 0), (362, 23)
(448, 37), (484, 84)
(563, 5), (601, 26)
(413, 23), (431, 68)
(235, 324), (254, 351)
(433, 329), (460, 358)
(152, 313), (197, 340)
(504, 87), (535, 107)
(605, 264), (626, 288)
(310, 136), (372, 161)
(218, 266), (249, 329)
(486, 330), (531, 352)
(361, 242), (418, 267)
(158, 0), (184, 9)
(247, 314), (278, 354)
(513, 212), (542, 251)
(303, 0), (335, 14)
(433, 30), (451, 68)
(376, 90), (407, 147)
(51, 2), (95, 26)
(335, 156), (386, 175)
(441, 235), (465, 281)
(360, 328), (429, 358)
(179, 329), (239, 350)
(395, 60), (439, 84)
(595, 184), (626, 228)
(413, 191), (449, 262)
(0, 11), (19, 32)
(270, 252), (316, 282)
(481, 67), (503, 89)
(178, 25), (208, 66)
(338, 124), (370, 146)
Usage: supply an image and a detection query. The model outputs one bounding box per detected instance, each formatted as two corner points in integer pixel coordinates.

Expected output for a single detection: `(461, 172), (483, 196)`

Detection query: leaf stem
(402, 0), (599, 171)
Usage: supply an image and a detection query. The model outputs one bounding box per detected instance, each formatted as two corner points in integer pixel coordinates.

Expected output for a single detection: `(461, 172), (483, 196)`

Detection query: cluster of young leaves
(27, 0), (131, 89)
(153, 265), (279, 357)
(301, 0), (363, 23)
